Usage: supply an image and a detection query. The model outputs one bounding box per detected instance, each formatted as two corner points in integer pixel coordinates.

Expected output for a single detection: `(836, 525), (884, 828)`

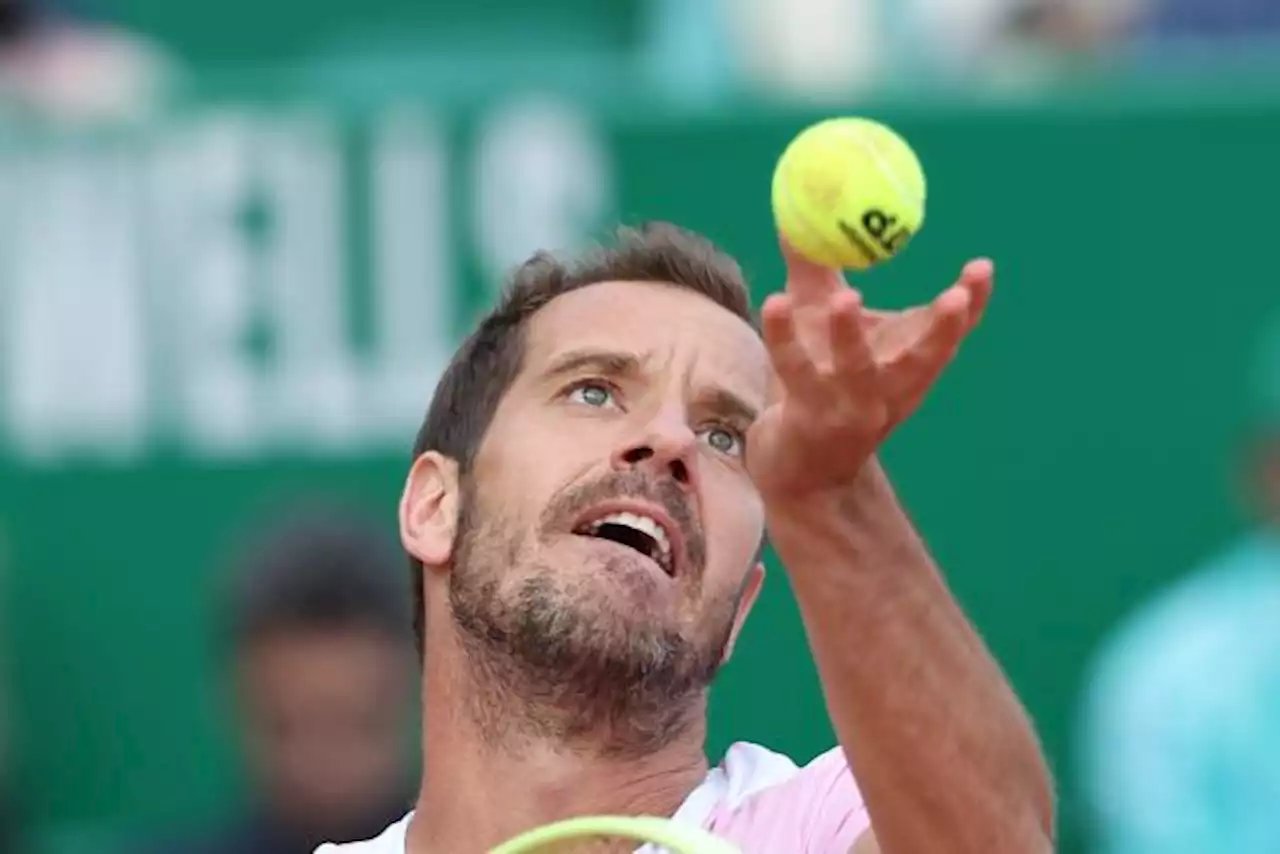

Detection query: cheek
(475, 432), (554, 513)
(704, 469), (766, 576)
(478, 415), (603, 516)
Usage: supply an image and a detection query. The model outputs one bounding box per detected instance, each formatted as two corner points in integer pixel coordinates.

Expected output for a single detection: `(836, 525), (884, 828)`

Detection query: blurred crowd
(0, 0), (1277, 124)
(2, 0), (1280, 853)
(711, 0), (1280, 98)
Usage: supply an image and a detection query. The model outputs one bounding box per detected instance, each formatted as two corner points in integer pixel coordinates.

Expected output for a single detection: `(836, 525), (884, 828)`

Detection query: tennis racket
(491, 815), (743, 854)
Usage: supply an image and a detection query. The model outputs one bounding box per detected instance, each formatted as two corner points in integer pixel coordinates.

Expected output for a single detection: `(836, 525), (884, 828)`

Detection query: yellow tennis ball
(771, 117), (926, 270)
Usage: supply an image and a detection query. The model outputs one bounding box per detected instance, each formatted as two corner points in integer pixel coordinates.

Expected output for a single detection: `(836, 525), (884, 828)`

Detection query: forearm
(768, 460), (1054, 854)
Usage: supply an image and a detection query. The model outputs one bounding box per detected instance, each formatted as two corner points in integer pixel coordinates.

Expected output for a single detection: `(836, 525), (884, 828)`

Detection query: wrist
(762, 457), (889, 529)
(763, 457), (923, 578)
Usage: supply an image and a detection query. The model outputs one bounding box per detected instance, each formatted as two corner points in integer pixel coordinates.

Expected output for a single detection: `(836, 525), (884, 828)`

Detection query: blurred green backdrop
(112, 0), (645, 65)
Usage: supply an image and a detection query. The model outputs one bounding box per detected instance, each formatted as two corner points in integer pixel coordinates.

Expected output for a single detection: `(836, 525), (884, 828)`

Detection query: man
(147, 508), (417, 854)
(1, 678), (14, 852)
(1078, 317), (1280, 854)
(322, 223), (1054, 853)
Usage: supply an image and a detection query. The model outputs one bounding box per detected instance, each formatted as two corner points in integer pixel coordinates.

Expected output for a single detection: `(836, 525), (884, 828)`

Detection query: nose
(612, 408), (697, 489)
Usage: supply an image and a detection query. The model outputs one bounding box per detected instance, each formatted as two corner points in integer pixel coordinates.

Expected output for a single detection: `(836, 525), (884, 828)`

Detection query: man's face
(238, 627), (412, 837)
(1249, 435), (1280, 524)
(446, 281), (771, 740)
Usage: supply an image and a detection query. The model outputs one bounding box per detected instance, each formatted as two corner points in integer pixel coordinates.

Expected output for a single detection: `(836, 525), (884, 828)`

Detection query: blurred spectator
(1142, 0), (1280, 39)
(0, 0), (173, 123)
(901, 0), (1146, 87)
(0, 787), (13, 854)
(141, 508), (417, 854)
(1077, 319), (1280, 854)
(1, 723), (11, 844)
(722, 0), (883, 100)
(714, 0), (1152, 100)
(0, 524), (15, 854)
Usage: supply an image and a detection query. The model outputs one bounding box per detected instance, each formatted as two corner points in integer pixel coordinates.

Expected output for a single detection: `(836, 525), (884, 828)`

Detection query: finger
(892, 261), (987, 363)
(881, 285), (972, 402)
(863, 258), (995, 331)
(760, 294), (825, 399)
(957, 258), (995, 330)
(779, 234), (848, 307)
(828, 289), (877, 382)
(924, 285), (975, 363)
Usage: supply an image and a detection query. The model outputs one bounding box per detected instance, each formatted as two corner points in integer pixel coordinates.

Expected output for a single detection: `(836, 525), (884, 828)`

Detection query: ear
(400, 451), (461, 576)
(721, 562), (765, 664)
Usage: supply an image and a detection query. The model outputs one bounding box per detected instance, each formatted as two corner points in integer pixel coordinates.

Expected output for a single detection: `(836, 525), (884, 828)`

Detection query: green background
(112, 0), (645, 66)
(5, 76), (1280, 852)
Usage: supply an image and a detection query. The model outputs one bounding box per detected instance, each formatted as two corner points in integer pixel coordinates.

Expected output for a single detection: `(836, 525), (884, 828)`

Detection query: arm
(749, 243), (1051, 852)
(767, 460), (1054, 854)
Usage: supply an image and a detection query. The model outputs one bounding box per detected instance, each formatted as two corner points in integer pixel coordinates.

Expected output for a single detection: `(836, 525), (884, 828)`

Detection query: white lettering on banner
(257, 113), (362, 452)
(148, 114), (263, 457)
(0, 98), (614, 463)
(2, 144), (148, 462)
(472, 96), (613, 287)
(367, 106), (453, 444)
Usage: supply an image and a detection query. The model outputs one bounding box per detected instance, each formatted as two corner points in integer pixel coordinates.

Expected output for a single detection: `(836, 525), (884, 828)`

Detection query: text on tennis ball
(837, 208), (915, 262)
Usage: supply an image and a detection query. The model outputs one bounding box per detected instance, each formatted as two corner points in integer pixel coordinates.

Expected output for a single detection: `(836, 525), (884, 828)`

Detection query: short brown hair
(408, 222), (755, 656)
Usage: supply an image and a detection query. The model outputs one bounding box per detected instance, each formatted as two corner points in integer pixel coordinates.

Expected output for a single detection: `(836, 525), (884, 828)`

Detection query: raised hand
(746, 240), (993, 500)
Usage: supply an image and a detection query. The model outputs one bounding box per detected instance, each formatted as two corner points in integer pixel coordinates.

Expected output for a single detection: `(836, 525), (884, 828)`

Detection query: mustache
(542, 470), (706, 575)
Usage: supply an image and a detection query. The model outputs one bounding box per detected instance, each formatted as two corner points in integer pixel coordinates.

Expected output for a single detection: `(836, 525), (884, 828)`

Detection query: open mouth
(573, 511), (675, 576)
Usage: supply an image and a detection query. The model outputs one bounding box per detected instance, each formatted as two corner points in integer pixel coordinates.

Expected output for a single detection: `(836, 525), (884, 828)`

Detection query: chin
(537, 570), (685, 642)
(586, 560), (684, 619)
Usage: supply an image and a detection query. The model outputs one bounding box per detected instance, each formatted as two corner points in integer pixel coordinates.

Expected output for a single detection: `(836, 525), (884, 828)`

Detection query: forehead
(521, 280), (769, 398)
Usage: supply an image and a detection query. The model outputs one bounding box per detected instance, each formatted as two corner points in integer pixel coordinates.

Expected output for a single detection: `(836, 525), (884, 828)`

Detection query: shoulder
(699, 742), (869, 852)
(314, 814), (412, 854)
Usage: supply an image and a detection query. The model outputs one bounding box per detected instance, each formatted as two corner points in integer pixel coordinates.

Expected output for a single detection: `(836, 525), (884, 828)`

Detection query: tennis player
(319, 223), (1054, 853)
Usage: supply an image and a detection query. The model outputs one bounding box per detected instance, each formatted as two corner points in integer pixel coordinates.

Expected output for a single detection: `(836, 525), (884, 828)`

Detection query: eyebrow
(540, 348), (644, 383)
(540, 347), (761, 425)
(697, 386), (760, 429)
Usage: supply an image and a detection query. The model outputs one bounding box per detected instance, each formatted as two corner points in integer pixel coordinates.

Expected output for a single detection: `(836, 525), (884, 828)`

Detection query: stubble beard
(446, 475), (738, 759)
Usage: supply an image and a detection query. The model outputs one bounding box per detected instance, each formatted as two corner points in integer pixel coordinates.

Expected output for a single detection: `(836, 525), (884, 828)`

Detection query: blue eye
(567, 382), (617, 409)
(701, 426), (744, 458)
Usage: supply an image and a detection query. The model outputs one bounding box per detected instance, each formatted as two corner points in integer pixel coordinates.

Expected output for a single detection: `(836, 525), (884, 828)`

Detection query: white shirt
(315, 741), (871, 853)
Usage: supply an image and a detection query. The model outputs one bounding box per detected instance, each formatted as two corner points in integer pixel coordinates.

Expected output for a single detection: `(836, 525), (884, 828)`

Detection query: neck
(408, 627), (710, 854)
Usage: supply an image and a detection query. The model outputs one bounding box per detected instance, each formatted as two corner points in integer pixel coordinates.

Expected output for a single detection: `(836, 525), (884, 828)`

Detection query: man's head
(1239, 315), (1280, 526)
(401, 223), (771, 753)
(226, 509), (415, 841)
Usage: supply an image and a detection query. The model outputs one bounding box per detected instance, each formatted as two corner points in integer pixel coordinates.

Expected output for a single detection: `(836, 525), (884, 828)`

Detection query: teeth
(590, 511), (672, 571)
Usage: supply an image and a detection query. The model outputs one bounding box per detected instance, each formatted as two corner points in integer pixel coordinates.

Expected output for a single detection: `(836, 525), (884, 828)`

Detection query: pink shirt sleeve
(705, 747), (871, 853)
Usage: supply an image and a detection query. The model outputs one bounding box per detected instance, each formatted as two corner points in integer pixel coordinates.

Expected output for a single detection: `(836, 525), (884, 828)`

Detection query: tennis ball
(771, 117), (926, 270)
(491, 815), (743, 854)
